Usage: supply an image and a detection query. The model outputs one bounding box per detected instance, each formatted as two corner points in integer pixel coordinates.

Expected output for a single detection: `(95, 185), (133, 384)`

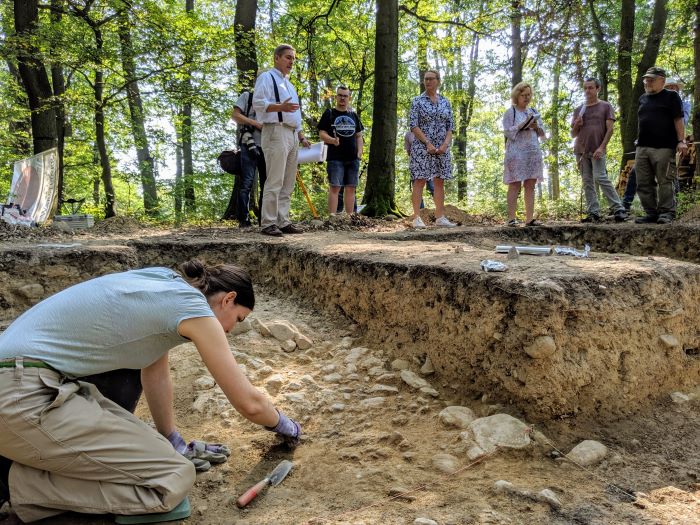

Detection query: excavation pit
(2, 224), (698, 421)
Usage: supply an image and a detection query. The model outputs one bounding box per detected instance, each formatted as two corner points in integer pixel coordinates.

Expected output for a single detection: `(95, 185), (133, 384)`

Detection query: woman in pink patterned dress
(502, 81), (545, 227)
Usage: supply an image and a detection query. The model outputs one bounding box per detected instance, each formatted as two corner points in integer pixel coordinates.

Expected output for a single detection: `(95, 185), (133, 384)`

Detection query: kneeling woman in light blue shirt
(0, 260), (300, 523)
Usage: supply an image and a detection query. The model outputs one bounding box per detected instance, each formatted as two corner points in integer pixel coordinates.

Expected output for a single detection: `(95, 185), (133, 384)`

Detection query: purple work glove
(265, 409), (302, 448)
(166, 430), (231, 472)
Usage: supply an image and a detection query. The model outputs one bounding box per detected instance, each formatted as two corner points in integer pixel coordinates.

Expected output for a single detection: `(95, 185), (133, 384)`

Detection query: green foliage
(0, 0), (697, 224)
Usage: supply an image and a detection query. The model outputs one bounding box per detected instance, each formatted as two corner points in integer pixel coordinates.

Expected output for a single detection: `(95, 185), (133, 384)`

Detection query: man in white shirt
(253, 44), (311, 236)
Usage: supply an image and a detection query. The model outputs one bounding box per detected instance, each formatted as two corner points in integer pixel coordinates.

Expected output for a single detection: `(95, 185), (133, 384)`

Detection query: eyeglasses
(336, 94), (349, 98)
(424, 77), (438, 81)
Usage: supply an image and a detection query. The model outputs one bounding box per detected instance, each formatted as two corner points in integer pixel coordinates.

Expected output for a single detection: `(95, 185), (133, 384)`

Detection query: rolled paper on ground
(495, 245), (553, 255)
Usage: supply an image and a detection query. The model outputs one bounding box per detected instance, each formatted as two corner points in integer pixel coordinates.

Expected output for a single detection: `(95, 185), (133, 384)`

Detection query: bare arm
(141, 353), (176, 436)
(438, 130), (452, 154)
(232, 107), (262, 131)
(571, 114), (582, 138)
(356, 133), (363, 158)
(592, 119), (614, 159)
(675, 117), (689, 155)
(178, 316), (278, 427)
(319, 129), (340, 146)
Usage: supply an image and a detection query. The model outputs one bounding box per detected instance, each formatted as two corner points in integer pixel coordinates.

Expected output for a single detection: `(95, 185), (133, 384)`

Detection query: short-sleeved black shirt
(637, 89), (683, 149)
(317, 108), (364, 161)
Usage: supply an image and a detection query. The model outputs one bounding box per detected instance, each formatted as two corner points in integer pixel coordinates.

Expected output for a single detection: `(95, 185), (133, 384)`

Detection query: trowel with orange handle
(236, 460), (293, 508)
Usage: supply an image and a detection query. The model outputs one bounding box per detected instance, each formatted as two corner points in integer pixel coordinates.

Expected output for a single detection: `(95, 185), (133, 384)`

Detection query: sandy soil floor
(1, 287), (698, 525)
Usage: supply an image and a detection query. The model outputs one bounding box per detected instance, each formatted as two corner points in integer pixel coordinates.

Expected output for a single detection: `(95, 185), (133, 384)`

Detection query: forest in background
(1, 0), (699, 223)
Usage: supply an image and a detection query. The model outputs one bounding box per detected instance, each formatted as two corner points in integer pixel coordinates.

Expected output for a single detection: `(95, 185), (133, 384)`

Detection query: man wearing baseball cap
(634, 66), (688, 224)
(664, 78), (691, 126)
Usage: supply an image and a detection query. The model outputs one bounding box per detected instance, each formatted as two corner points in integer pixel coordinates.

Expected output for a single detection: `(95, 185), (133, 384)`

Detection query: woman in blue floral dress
(409, 69), (456, 228)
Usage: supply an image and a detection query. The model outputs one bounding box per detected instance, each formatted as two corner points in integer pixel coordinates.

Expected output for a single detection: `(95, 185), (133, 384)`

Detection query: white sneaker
(412, 216), (426, 229)
(435, 216), (457, 228)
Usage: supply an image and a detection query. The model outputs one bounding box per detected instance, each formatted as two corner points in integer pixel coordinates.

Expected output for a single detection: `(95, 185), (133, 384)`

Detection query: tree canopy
(1, 0), (698, 222)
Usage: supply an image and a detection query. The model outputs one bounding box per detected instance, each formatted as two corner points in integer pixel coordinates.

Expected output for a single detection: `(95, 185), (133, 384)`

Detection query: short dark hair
(181, 260), (255, 309)
(584, 77), (601, 88)
(336, 85), (350, 94)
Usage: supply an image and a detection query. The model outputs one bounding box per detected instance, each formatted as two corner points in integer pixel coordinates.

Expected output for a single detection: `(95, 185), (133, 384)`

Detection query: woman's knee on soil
(162, 456), (196, 510)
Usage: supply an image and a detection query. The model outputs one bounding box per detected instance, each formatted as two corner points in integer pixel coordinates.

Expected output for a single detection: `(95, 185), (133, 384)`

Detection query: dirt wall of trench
(2, 238), (699, 422)
(129, 238), (700, 421)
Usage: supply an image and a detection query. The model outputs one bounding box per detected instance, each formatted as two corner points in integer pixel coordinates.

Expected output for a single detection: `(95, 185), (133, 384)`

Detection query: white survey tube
(495, 245), (553, 255)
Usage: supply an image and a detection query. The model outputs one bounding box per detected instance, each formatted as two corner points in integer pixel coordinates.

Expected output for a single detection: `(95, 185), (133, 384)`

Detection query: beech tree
(362, 0), (401, 217)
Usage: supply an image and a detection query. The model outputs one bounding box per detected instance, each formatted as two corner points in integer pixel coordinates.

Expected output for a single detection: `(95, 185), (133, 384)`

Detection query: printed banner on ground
(2, 148), (59, 227)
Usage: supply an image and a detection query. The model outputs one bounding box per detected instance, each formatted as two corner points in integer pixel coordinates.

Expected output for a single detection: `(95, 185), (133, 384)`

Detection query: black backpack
(218, 149), (241, 175)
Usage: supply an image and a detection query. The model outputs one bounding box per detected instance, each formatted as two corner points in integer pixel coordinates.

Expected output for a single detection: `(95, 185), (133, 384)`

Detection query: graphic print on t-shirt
(333, 115), (357, 137)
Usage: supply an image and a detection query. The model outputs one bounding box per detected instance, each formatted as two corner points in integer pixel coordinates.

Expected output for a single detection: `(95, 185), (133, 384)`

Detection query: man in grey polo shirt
(253, 44), (311, 236)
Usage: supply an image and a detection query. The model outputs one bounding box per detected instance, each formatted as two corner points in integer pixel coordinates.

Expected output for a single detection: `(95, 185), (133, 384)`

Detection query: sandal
(525, 219), (542, 227)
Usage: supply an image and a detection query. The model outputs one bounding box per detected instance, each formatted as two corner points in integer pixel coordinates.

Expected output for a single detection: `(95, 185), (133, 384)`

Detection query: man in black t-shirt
(634, 66), (689, 224)
(317, 85), (364, 216)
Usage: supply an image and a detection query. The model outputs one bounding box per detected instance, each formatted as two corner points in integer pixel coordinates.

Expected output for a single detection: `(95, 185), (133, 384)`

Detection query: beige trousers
(261, 124), (298, 228)
(0, 358), (195, 522)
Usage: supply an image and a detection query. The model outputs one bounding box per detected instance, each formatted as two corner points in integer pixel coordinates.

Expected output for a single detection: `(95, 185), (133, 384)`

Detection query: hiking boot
(412, 216), (426, 229)
(260, 225), (283, 236)
(581, 214), (601, 223)
(656, 215), (673, 224)
(435, 216), (457, 228)
(280, 223), (303, 234)
(634, 215), (658, 224)
(614, 210), (628, 222)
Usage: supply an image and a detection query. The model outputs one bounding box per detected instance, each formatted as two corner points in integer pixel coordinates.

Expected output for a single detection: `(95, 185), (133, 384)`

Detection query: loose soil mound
(0, 219), (72, 241)
(679, 203), (700, 223)
(89, 215), (146, 235)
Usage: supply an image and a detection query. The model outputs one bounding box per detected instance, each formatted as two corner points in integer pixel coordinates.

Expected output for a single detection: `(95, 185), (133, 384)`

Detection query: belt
(0, 359), (57, 372)
(263, 122), (297, 131)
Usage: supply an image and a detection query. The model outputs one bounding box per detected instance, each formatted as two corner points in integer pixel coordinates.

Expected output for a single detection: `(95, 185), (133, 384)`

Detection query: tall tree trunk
(617, 0), (634, 170)
(456, 28), (479, 201)
(93, 26), (117, 218)
(548, 51), (562, 200)
(306, 26), (320, 129)
(547, 8), (572, 201)
(417, 21), (428, 92)
(182, 0), (196, 212)
(510, 0), (523, 86)
(694, 0), (700, 175)
(362, 0), (401, 217)
(234, 0), (259, 91)
(13, 0), (58, 154)
(118, 10), (159, 216)
(92, 144), (100, 206)
(50, 0), (67, 208)
(175, 126), (184, 221)
(587, 0), (610, 101)
(619, 0), (668, 172)
(356, 50), (368, 121)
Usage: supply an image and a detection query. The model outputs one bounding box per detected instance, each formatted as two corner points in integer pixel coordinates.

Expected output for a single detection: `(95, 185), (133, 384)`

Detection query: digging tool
(296, 171), (319, 218)
(236, 460), (293, 508)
